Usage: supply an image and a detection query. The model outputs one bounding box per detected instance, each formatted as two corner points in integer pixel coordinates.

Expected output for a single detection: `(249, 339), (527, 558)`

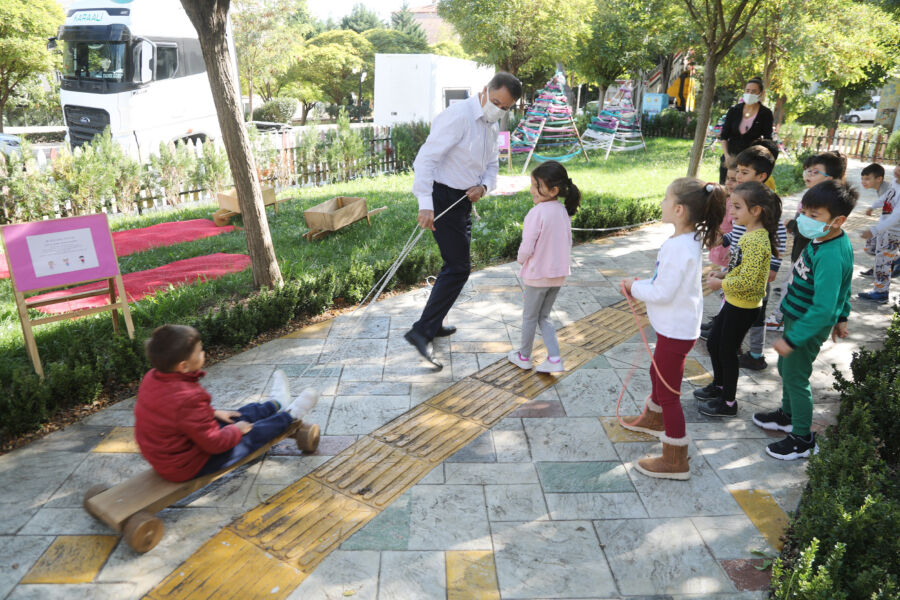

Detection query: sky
(57, 0), (416, 24)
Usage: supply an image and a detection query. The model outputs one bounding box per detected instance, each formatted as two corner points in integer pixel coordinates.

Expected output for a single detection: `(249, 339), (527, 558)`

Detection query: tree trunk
(687, 53), (719, 177)
(300, 102), (312, 125)
(598, 85), (608, 114)
(0, 107), (4, 133)
(774, 96), (786, 125)
(181, 0), (282, 289)
(830, 88), (844, 127)
(247, 72), (254, 119)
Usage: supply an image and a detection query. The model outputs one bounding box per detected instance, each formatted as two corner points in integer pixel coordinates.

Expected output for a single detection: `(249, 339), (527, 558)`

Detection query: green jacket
(780, 231), (853, 348)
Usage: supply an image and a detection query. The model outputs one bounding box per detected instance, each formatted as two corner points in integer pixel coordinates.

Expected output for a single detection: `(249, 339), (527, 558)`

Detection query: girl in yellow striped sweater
(695, 181), (782, 417)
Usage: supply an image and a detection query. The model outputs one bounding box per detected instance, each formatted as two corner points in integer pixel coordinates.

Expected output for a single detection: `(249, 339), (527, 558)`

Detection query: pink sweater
(517, 200), (572, 282)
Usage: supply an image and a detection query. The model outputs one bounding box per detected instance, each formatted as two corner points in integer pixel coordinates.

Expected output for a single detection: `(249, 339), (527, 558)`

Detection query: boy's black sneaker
(698, 397), (738, 418)
(752, 408), (793, 433)
(766, 432), (818, 460)
(738, 351), (767, 371)
(693, 383), (721, 401)
(859, 268), (874, 277)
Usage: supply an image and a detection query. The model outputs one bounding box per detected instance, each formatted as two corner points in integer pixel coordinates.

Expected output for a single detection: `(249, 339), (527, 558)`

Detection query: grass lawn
(0, 138), (799, 391)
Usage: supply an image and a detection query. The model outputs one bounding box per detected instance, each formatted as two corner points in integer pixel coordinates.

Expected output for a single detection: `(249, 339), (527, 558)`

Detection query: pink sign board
(0, 214), (119, 293)
(497, 131), (511, 151)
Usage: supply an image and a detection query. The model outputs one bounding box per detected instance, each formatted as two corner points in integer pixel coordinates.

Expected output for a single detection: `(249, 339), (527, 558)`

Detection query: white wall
(374, 54), (494, 126)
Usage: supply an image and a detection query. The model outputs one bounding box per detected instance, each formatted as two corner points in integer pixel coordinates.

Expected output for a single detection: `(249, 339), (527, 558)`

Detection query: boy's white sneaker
(507, 351), (533, 370)
(268, 369), (291, 408)
(288, 388), (319, 420)
(536, 358), (565, 373)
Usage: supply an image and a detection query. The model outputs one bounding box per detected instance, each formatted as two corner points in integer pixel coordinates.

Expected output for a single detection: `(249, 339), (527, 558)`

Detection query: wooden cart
(82, 420), (319, 553)
(303, 196), (386, 241)
(212, 186), (278, 227)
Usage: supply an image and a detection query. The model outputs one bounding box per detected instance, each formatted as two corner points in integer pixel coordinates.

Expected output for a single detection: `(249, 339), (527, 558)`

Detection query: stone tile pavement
(0, 160), (893, 599)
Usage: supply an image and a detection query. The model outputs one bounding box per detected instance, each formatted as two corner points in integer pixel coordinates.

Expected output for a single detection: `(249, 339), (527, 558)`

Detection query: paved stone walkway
(0, 161), (892, 599)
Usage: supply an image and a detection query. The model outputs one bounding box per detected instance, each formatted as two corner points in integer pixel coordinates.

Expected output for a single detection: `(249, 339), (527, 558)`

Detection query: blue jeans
(196, 401), (293, 476)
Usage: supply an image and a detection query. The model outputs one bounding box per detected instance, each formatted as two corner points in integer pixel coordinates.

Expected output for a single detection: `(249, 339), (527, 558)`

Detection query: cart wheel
(123, 511), (164, 553)
(295, 423), (320, 453)
(82, 484), (108, 515)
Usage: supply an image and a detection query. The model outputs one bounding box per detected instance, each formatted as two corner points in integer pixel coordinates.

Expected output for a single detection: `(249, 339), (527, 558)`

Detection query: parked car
(0, 133), (22, 156)
(843, 100), (879, 123)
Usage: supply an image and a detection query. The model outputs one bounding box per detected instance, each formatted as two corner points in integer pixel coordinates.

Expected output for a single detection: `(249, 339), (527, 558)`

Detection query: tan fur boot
(634, 434), (690, 480)
(621, 397), (664, 437)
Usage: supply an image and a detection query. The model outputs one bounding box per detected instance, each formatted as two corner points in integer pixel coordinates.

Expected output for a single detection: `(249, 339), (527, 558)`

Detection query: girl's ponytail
(669, 177), (726, 249)
(531, 161), (581, 216)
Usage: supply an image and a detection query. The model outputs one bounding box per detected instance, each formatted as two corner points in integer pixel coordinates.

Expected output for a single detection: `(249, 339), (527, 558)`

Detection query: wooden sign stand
(1, 214), (134, 379)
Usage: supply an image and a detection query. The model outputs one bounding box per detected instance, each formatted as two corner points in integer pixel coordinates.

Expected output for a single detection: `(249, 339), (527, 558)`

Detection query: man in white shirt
(405, 72), (522, 369)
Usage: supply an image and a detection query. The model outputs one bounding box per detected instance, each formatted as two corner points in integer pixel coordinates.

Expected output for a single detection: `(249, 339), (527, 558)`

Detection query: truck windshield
(62, 41), (127, 82)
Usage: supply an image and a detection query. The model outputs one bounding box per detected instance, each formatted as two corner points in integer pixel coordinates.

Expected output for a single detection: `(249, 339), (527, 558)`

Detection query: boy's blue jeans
(196, 401), (293, 476)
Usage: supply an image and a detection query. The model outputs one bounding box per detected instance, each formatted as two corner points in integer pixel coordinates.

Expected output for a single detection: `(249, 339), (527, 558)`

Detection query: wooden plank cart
(82, 420), (320, 553)
(303, 196), (387, 241)
(212, 186), (278, 227)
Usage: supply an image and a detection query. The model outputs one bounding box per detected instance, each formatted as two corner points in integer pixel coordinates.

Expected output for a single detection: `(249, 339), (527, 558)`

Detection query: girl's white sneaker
(268, 369), (291, 408)
(288, 388), (319, 420)
(536, 358), (564, 373)
(507, 350), (533, 370)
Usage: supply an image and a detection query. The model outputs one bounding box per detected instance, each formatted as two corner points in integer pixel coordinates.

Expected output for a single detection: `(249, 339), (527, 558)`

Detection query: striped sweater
(780, 232), (853, 348)
(723, 221), (787, 273)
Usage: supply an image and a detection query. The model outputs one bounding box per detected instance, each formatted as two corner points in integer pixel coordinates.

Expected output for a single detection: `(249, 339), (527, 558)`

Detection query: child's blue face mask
(796, 213), (835, 239)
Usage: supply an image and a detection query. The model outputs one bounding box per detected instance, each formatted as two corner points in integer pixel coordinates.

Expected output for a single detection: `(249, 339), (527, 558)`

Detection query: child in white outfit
(508, 161), (581, 373)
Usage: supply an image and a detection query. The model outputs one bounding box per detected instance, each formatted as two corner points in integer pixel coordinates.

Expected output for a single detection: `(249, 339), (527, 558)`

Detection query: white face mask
(482, 89), (506, 123)
(743, 92), (760, 105)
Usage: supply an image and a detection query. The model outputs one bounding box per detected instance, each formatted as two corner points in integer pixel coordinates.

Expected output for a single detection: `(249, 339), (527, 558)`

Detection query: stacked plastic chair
(509, 74), (590, 173)
(582, 83), (646, 159)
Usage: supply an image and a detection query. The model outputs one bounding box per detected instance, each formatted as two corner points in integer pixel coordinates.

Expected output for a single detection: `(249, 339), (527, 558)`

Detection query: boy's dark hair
(146, 324), (202, 372)
(735, 145), (775, 180)
(733, 181), (782, 258)
(488, 72), (523, 101)
(803, 151), (847, 180)
(669, 177), (727, 250)
(861, 163), (885, 179)
(531, 160), (581, 216)
(749, 137), (780, 161)
(801, 180), (858, 218)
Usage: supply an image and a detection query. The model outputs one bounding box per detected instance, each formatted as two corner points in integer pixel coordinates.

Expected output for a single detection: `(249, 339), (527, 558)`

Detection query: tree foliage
(429, 40), (470, 60)
(437, 0), (593, 76)
(340, 3), (382, 33)
(391, 2), (428, 46)
(364, 28), (428, 55)
(0, 0), (63, 132)
(283, 30), (373, 108)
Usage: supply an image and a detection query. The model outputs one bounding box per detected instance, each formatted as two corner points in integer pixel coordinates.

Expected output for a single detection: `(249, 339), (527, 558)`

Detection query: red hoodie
(135, 369), (242, 482)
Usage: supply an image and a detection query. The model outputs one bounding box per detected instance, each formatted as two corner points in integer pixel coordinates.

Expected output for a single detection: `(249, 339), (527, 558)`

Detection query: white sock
(267, 369), (291, 409)
(288, 388), (319, 420)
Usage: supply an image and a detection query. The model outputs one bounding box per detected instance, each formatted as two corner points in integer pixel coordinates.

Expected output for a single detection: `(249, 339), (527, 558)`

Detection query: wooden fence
(799, 127), (899, 162)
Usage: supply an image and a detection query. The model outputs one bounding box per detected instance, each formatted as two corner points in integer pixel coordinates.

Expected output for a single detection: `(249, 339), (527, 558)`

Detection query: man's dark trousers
(413, 182), (472, 340)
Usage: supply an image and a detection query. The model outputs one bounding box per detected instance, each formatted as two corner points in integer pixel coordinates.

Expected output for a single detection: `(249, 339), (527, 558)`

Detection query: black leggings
(708, 302), (760, 403)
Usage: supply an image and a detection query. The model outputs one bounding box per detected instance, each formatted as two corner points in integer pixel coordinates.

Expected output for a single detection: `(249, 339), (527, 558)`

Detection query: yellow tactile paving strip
(447, 550), (501, 600)
(145, 298), (723, 598)
(22, 535), (119, 584)
(730, 489), (790, 551)
(92, 426), (140, 453)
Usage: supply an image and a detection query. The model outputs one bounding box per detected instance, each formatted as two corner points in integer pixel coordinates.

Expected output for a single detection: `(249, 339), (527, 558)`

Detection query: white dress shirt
(412, 94), (500, 211)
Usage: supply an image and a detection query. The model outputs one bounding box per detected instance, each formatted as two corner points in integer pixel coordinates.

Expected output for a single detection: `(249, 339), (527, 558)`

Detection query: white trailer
(373, 54), (495, 126)
(52, 0), (238, 161)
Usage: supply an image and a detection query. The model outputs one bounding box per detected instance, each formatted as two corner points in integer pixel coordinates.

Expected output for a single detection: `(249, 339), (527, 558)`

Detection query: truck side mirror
(133, 39), (155, 84)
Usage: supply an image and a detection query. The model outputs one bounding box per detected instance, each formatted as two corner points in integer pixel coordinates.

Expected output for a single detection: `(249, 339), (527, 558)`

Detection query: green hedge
(0, 192), (659, 440)
(252, 97), (299, 123)
(770, 312), (900, 599)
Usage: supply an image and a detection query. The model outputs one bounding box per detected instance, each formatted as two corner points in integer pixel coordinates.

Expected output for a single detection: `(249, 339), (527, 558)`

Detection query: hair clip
(705, 183), (715, 193)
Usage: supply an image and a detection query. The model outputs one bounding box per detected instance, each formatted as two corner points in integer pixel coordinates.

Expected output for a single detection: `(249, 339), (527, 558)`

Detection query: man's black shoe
(404, 329), (442, 369)
(435, 325), (457, 337)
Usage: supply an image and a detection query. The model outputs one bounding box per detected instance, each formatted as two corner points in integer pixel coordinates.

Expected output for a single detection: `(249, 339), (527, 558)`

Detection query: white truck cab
(52, 0), (237, 161)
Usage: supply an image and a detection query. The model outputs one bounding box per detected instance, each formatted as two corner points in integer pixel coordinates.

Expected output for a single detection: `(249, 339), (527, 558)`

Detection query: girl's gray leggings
(519, 285), (561, 358)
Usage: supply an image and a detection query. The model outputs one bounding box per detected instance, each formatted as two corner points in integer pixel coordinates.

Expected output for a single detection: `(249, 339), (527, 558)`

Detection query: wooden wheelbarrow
(212, 186), (279, 227)
(82, 420), (320, 553)
(303, 196), (387, 241)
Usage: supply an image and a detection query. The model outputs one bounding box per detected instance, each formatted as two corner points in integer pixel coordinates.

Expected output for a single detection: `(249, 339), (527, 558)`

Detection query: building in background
(374, 54), (493, 126)
(405, 3), (457, 45)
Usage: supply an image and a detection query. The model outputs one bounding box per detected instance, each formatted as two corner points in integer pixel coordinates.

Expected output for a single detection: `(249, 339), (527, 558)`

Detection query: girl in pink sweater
(508, 161), (581, 373)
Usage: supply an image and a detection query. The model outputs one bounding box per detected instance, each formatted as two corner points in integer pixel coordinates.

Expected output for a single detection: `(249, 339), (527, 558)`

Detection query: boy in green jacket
(752, 180), (856, 460)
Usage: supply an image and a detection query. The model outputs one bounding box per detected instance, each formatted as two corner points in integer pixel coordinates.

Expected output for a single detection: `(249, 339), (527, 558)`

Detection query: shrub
(643, 108), (697, 139)
(147, 141), (196, 206)
(192, 141), (232, 196)
(885, 130), (900, 161)
(252, 97), (298, 123)
(325, 108), (365, 180)
(0, 140), (59, 223)
(771, 311), (900, 599)
(391, 121), (430, 169)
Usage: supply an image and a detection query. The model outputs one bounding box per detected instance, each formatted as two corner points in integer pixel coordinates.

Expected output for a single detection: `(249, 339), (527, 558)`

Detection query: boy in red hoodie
(135, 325), (318, 482)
